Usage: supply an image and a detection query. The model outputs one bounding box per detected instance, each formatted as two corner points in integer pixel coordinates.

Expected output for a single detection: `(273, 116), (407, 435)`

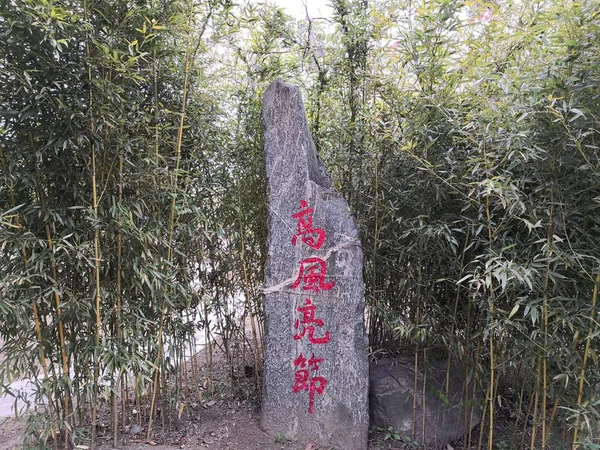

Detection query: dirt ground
(0, 416), (23, 450)
(1, 342), (572, 450)
(0, 400), (404, 450)
(92, 399), (402, 450)
(0, 344), (404, 450)
(0, 392), (577, 450)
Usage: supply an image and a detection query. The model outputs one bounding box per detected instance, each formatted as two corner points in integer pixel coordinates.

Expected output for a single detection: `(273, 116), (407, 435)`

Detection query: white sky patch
(267, 0), (334, 21)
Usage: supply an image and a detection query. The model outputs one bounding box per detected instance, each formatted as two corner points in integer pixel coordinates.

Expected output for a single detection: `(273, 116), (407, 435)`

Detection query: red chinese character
(294, 298), (330, 344)
(307, 354), (324, 370)
(291, 257), (335, 292)
(292, 200), (326, 250)
(292, 353), (328, 414)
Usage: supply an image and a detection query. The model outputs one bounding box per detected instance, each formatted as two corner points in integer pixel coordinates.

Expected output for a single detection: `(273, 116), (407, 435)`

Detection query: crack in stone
(321, 237), (360, 261)
(262, 275), (298, 295)
(262, 237), (360, 294)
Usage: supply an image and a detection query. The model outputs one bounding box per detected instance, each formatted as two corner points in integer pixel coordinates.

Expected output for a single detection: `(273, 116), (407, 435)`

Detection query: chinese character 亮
(293, 298), (330, 344)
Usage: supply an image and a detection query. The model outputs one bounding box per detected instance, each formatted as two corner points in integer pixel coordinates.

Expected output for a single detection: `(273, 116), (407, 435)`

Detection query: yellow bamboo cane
(1, 147), (57, 445)
(32, 143), (71, 450)
(148, 5), (195, 439)
(571, 274), (600, 450)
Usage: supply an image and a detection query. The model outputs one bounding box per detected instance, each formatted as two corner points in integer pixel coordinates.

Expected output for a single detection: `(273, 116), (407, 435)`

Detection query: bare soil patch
(0, 397), (560, 450)
(0, 417), (24, 450)
(2, 343), (551, 450)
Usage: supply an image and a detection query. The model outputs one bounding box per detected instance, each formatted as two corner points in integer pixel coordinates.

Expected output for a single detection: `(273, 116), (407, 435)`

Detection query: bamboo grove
(1, 0), (599, 449)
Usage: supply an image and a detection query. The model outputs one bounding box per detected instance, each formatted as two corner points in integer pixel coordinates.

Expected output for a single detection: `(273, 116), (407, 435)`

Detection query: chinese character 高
(291, 200), (326, 250)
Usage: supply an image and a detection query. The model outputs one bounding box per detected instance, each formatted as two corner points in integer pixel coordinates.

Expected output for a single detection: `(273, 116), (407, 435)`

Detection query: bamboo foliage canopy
(1, 0), (599, 449)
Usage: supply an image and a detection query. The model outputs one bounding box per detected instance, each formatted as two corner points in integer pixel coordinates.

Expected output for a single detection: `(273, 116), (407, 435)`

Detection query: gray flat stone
(370, 358), (482, 448)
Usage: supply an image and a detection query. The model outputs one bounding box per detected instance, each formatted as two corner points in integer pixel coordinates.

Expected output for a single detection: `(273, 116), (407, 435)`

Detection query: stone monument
(260, 79), (369, 450)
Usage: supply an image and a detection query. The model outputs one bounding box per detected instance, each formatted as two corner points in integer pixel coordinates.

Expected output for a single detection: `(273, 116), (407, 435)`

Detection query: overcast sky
(268, 0), (334, 20)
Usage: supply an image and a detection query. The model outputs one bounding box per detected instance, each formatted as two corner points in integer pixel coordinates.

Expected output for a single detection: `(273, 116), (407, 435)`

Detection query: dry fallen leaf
(304, 443), (315, 450)
(172, 435), (186, 446)
(146, 440), (158, 446)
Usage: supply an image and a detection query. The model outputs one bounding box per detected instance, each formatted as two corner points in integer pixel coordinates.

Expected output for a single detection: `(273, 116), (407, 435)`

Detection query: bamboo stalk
(90, 111), (102, 450)
(486, 291), (495, 450)
(488, 340), (495, 439)
(113, 153), (124, 447)
(468, 363), (478, 450)
(204, 297), (214, 396)
(571, 274), (600, 450)
(546, 396), (560, 446)
(31, 139), (71, 449)
(135, 375), (142, 431)
(510, 373), (528, 447)
(73, 349), (83, 427)
(421, 349), (427, 443)
(530, 357), (542, 450)
(122, 372), (128, 437)
(462, 361), (469, 445)
(150, 41), (160, 431)
(182, 331), (188, 391)
(519, 386), (536, 450)
(412, 240), (424, 442)
(469, 339), (481, 450)
(147, 325), (163, 438)
(1, 147), (58, 445)
(84, 10), (103, 445)
(197, 232), (214, 396)
(189, 317), (200, 400)
(444, 229), (471, 433)
(237, 183), (260, 390)
(483, 143), (495, 450)
(412, 305), (420, 442)
(161, 353), (167, 432)
(541, 202), (555, 450)
(477, 387), (489, 450)
(153, 47), (160, 163)
(542, 287), (549, 449)
(148, 2), (196, 438)
(517, 368), (527, 419)
(465, 301), (475, 449)
(369, 154), (380, 342)
(257, 312), (265, 363)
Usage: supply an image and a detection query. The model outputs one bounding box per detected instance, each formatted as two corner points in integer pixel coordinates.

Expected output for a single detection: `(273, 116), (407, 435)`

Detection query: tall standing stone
(260, 79), (369, 450)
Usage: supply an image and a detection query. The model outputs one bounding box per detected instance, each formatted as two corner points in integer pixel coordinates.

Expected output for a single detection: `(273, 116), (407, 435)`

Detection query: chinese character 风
(291, 257), (335, 292)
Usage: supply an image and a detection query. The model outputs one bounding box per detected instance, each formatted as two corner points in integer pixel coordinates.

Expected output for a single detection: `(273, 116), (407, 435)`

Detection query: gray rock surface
(260, 79), (369, 450)
(370, 358), (482, 448)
